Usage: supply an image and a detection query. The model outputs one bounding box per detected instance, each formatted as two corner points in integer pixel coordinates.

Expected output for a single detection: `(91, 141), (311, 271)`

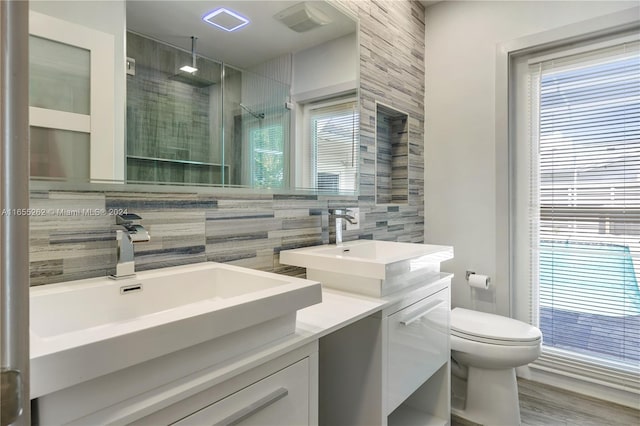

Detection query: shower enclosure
(126, 32), (291, 188)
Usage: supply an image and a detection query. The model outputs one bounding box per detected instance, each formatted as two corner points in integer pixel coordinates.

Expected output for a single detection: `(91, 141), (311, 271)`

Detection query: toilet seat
(451, 307), (541, 346)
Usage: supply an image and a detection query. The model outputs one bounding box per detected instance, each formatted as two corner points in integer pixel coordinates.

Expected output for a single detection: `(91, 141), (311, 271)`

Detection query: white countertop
(297, 272), (451, 337)
(184, 272), (453, 389)
(297, 288), (387, 335)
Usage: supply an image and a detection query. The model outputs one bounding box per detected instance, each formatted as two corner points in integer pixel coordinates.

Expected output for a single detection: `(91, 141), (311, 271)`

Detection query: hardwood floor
(452, 378), (640, 426)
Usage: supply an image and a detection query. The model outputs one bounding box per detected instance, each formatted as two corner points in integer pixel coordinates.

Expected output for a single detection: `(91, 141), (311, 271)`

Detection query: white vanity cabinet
(32, 244), (452, 426)
(34, 341), (318, 425)
(282, 241), (454, 426)
(133, 344), (317, 426)
(170, 358), (309, 426)
(387, 286), (449, 414)
(29, 262), (322, 425)
(317, 274), (451, 426)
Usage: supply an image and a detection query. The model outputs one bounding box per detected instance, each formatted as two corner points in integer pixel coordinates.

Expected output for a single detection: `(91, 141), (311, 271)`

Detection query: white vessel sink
(280, 240), (453, 297)
(30, 262), (321, 398)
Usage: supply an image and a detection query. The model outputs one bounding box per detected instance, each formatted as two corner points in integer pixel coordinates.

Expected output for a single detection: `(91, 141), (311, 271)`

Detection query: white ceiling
(126, 0), (357, 69)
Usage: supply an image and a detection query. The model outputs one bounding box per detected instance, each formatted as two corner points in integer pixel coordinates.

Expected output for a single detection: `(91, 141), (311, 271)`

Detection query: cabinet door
(386, 287), (449, 414)
(29, 11), (116, 181)
(173, 358), (309, 426)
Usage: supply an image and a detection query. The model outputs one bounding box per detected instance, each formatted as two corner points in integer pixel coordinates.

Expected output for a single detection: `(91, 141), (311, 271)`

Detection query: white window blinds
(529, 40), (640, 371)
(307, 99), (358, 193)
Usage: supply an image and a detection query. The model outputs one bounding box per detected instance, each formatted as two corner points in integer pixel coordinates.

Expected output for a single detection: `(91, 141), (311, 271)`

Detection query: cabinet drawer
(173, 358), (309, 426)
(386, 287), (449, 414)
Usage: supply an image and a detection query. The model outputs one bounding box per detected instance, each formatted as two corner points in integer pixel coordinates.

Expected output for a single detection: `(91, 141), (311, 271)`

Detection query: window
(526, 39), (640, 372)
(300, 97), (358, 193)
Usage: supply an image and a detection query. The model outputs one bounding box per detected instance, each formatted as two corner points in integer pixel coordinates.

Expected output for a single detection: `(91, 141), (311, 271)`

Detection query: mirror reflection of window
(300, 96), (358, 193)
(250, 125), (285, 188)
(230, 66), (291, 189)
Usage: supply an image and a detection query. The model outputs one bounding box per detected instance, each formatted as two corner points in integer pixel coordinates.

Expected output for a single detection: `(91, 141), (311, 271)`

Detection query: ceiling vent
(274, 2), (331, 33)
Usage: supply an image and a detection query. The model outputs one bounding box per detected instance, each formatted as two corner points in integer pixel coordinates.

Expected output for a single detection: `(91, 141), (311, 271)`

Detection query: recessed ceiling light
(202, 7), (250, 32)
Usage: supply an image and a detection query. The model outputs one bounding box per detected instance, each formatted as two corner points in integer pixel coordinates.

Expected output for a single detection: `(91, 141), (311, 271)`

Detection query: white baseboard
(522, 365), (640, 409)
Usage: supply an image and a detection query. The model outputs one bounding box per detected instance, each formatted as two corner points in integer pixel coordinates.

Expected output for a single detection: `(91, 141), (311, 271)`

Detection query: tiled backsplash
(30, 190), (425, 285)
(29, 0), (426, 286)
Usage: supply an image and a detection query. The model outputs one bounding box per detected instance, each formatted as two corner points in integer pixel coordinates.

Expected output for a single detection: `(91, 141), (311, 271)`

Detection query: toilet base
(460, 366), (521, 425)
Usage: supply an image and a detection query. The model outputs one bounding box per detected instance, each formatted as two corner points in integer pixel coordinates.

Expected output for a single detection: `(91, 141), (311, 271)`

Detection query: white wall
(30, 0), (126, 180)
(423, 0), (638, 316)
(292, 33), (358, 101)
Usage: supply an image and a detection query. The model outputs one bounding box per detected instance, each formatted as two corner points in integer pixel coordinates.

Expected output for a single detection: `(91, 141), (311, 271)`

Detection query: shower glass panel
(125, 32), (292, 188)
(126, 32), (225, 185)
(223, 64), (291, 188)
(29, 35), (90, 115)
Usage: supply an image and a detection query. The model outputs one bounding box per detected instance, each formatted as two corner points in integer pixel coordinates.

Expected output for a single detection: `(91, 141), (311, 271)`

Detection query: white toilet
(450, 307), (542, 426)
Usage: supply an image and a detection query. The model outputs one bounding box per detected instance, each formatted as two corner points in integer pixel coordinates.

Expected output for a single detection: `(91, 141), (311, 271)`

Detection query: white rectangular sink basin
(30, 262), (321, 398)
(280, 240), (453, 297)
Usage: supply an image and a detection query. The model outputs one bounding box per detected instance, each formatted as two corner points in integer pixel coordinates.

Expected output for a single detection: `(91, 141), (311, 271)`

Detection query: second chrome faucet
(328, 208), (357, 245)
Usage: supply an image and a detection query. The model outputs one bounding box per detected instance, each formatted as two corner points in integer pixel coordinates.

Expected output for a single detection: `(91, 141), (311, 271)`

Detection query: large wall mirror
(29, 0), (359, 195)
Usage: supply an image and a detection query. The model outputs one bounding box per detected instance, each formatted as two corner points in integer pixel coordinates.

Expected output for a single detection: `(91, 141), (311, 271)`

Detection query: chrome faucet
(329, 208), (357, 245)
(111, 213), (150, 279)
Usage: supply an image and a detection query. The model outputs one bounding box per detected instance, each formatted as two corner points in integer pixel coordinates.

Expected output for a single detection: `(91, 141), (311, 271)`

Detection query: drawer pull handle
(215, 387), (289, 426)
(400, 300), (446, 326)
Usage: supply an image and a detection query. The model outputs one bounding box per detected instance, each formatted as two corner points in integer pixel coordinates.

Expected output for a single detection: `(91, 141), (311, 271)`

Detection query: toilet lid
(451, 307), (541, 344)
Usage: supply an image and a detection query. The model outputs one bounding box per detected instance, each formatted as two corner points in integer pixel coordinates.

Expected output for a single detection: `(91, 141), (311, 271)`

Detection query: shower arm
(190, 36), (197, 69)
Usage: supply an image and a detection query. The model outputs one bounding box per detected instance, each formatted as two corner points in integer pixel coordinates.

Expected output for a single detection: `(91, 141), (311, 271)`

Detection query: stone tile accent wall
(29, 0), (426, 286)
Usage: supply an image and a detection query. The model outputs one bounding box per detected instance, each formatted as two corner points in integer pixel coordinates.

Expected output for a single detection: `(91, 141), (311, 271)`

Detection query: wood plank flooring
(452, 378), (640, 426)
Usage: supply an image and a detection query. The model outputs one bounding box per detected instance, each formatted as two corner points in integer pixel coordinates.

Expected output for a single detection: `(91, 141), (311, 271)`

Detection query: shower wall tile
(28, 0), (426, 286)
(126, 32), (213, 155)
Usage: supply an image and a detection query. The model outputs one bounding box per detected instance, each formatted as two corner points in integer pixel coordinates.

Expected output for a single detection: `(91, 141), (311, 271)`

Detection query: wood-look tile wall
(29, 0), (426, 286)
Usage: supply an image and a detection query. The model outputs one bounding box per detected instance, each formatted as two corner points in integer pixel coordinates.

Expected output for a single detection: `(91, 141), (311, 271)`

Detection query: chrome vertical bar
(1, 1), (31, 425)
